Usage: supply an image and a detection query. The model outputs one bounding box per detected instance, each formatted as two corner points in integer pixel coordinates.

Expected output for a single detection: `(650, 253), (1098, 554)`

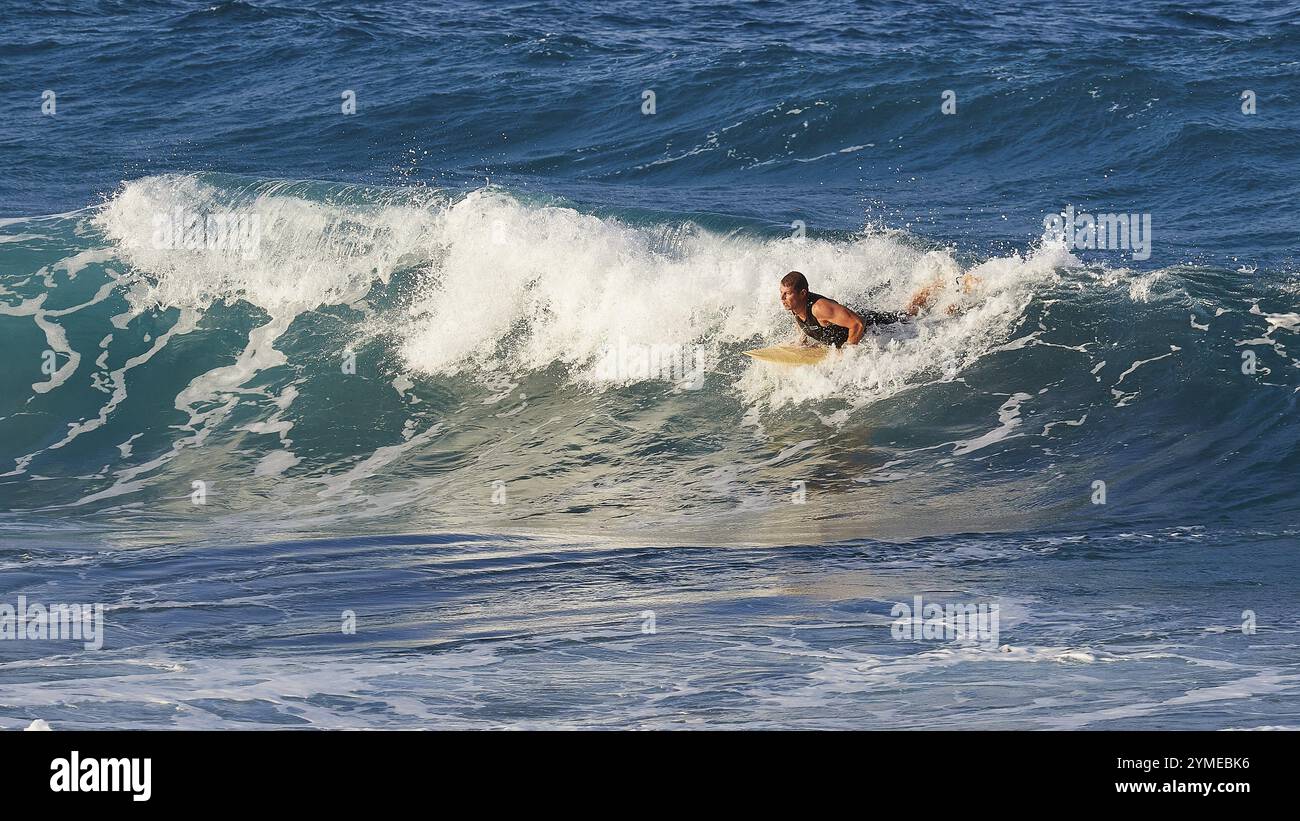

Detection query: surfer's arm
(813, 299), (866, 345)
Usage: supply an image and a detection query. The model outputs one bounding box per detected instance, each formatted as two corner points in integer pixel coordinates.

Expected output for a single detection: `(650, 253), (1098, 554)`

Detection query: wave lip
(91, 174), (444, 319)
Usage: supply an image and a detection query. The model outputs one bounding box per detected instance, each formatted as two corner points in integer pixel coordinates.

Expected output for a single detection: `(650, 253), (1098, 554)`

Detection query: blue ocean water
(1, 0), (1298, 728)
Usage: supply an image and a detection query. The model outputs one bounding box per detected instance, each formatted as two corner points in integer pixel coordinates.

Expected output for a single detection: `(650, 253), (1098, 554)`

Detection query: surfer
(779, 270), (927, 348)
(780, 270), (981, 347)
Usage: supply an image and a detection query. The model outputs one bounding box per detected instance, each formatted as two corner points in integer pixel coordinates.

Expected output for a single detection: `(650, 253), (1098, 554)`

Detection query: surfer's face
(780, 283), (807, 313)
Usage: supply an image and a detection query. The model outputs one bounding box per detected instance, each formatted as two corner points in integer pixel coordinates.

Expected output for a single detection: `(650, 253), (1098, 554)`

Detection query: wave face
(2, 172), (1297, 543)
(2, 1), (1299, 729)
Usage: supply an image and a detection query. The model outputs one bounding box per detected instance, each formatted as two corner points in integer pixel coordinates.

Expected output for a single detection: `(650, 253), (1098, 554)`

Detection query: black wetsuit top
(795, 292), (907, 347)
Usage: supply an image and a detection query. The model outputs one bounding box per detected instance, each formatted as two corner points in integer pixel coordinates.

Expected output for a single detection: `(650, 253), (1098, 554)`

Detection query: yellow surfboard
(742, 344), (830, 366)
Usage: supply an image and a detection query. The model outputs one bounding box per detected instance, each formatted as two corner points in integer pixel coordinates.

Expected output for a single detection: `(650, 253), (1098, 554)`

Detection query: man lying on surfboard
(779, 270), (935, 348)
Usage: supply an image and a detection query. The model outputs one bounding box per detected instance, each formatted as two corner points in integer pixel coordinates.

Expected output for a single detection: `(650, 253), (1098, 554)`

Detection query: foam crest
(93, 174), (443, 319)
(397, 190), (1072, 411)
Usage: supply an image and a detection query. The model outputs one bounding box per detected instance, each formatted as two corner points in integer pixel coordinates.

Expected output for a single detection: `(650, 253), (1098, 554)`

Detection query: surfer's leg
(906, 272), (980, 315)
(905, 281), (941, 315)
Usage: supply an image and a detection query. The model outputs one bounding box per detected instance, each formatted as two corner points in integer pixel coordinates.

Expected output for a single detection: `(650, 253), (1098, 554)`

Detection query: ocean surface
(1, 0), (1298, 729)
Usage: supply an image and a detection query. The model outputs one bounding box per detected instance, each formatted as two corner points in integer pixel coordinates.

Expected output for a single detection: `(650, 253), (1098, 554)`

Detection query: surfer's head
(780, 270), (809, 312)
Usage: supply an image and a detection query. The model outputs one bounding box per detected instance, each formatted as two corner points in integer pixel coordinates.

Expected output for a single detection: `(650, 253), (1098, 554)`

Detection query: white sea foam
(391, 188), (1074, 413)
(93, 174), (441, 320)
(90, 176), (1074, 421)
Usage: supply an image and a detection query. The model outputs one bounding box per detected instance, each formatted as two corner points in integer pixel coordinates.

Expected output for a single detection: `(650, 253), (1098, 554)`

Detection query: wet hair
(780, 270), (808, 292)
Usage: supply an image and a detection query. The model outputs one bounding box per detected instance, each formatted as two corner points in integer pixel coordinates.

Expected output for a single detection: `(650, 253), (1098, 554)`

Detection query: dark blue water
(1, 0), (1297, 728)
